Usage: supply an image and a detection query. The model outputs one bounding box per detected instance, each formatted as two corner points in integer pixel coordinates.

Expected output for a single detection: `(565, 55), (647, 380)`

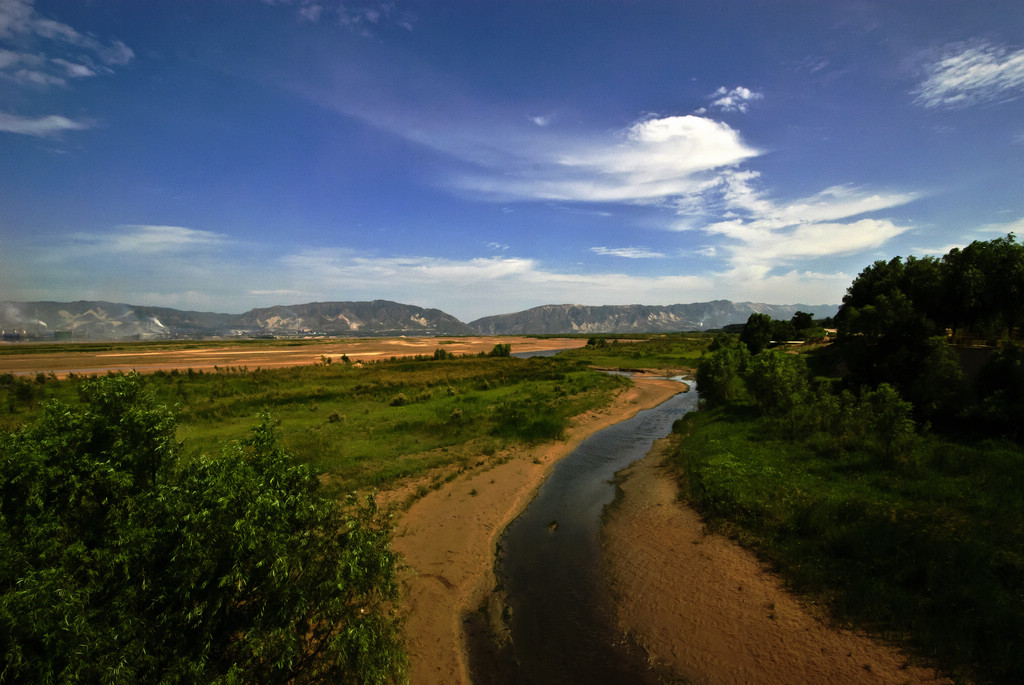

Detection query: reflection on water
(483, 382), (697, 684)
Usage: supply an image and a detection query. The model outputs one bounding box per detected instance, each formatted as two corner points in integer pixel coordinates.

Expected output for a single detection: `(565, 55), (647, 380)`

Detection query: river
(470, 379), (698, 683)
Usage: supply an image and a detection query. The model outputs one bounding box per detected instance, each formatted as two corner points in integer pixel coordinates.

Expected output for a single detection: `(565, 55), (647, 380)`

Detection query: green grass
(557, 334), (711, 371)
(669, 403), (1024, 684)
(1, 355), (628, 493)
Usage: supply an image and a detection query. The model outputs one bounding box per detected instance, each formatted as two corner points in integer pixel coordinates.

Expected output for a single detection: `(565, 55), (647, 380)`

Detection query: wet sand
(391, 376), (684, 685)
(602, 435), (952, 685)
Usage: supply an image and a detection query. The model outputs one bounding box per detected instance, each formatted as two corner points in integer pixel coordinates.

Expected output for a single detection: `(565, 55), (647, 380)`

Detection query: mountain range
(1, 299), (838, 341)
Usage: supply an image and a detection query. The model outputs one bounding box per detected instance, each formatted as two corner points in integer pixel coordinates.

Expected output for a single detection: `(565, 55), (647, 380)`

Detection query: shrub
(0, 374), (406, 684)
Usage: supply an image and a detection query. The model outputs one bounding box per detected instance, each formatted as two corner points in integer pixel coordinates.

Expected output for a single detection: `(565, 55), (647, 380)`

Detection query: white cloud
(71, 225), (228, 255)
(914, 41), (1024, 108)
(285, 70), (909, 303)
(0, 0), (34, 38)
(711, 218), (912, 263)
(265, 249), (850, 317)
(703, 86), (764, 113)
(0, 111), (89, 136)
(452, 115), (759, 204)
(5, 221), (854, 320)
(974, 216), (1024, 238)
(50, 57), (96, 78)
(298, 4), (323, 22)
(772, 185), (919, 225)
(266, 0), (415, 32)
(591, 246), (666, 259)
(693, 170), (917, 275)
(0, 0), (133, 88)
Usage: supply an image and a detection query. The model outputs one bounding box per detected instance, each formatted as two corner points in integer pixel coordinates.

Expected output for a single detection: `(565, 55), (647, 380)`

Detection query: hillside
(0, 300), (472, 340)
(468, 302), (837, 335)
(238, 301), (475, 337)
(1, 299), (837, 340)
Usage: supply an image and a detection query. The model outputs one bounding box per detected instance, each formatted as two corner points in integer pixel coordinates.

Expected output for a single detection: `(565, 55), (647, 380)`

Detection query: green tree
(837, 285), (949, 404)
(696, 335), (750, 407)
(488, 343), (512, 358)
(942, 234), (1024, 339)
(790, 310), (814, 332)
(973, 341), (1024, 438)
(0, 374), (406, 684)
(862, 383), (916, 466)
(771, 319), (797, 342)
(744, 350), (810, 423)
(740, 312), (773, 354)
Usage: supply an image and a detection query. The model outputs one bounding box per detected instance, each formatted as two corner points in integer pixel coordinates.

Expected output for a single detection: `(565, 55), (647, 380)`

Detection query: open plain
(0, 336), (587, 378)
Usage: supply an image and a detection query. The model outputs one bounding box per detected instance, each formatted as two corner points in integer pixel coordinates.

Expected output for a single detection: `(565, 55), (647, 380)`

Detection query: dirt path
(602, 436), (952, 685)
(392, 376), (684, 685)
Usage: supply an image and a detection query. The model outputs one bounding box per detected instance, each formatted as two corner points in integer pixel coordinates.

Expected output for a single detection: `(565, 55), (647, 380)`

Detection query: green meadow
(5, 327), (1023, 682)
(1, 351), (629, 494)
(557, 333), (711, 371)
(669, 402), (1024, 684)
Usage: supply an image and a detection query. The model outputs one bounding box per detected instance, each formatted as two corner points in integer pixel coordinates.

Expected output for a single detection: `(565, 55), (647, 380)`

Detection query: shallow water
(487, 382), (698, 684)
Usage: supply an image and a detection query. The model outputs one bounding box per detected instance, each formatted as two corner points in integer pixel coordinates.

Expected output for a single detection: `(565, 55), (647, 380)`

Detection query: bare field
(0, 336), (587, 378)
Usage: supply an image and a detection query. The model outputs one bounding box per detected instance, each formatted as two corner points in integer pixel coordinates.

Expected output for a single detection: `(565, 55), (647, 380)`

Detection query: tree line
(699, 234), (1024, 443)
(689, 235), (1024, 682)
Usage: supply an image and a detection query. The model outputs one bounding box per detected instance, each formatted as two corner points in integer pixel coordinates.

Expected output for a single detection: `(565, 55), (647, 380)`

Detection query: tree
(973, 341), (1024, 438)
(696, 335), (750, 407)
(0, 374), (406, 684)
(771, 319), (797, 342)
(740, 313), (773, 354)
(837, 267), (956, 415)
(941, 234), (1024, 340)
(862, 383), (916, 466)
(790, 311), (814, 332)
(488, 343), (512, 357)
(744, 349), (810, 422)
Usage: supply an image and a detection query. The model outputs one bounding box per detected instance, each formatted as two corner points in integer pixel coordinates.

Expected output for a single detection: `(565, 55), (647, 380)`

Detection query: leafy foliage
(670, 404), (1024, 684)
(2, 356), (628, 492)
(739, 312), (773, 354)
(834, 234), (1024, 427)
(694, 334), (749, 406)
(0, 374), (405, 684)
(679, 237), (1024, 683)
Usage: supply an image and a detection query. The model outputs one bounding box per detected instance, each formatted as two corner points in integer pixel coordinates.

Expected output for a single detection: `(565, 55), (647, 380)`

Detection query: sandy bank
(0, 336), (587, 378)
(392, 376), (683, 685)
(602, 436), (952, 685)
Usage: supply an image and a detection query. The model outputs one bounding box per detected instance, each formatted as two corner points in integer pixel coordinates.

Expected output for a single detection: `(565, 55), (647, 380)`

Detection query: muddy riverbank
(391, 376), (684, 684)
(602, 435), (952, 684)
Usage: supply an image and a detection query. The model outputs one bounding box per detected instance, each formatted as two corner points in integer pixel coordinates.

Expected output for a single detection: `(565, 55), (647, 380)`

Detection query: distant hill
(1, 299), (837, 341)
(468, 301), (838, 335)
(0, 301), (233, 339)
(237, 301), (474, 337)
(0, 300), (474, 340)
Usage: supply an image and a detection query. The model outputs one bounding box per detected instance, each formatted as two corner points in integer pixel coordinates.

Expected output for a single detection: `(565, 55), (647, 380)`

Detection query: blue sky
(2, 0), (1023, 321)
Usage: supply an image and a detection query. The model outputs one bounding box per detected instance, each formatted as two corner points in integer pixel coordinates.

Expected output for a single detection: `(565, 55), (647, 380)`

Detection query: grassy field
(1, 352), (629, 494)
(669, 402), (1024, 684)
(0, 334), (712, 495)
(557, 333), (711, 372)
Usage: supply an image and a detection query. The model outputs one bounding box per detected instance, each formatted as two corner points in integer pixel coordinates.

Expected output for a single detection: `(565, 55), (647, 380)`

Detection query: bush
(0, 373), (405, 684)
(488, 343), (512, 358)
(695, 335), (750, 407)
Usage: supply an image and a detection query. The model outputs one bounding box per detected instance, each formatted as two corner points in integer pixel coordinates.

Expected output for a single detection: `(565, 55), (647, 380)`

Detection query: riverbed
(484, 382), (697, 683)
(391, 377), (685, 684)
